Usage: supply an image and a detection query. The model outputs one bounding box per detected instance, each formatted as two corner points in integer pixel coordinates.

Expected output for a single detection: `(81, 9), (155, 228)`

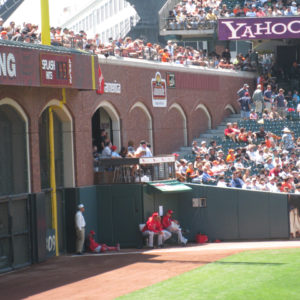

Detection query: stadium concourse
(1, 240), (300, 300)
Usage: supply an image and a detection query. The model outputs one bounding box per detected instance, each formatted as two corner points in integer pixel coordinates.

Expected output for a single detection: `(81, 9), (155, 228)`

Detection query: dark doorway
(277, 46), (297, 75)
(92, 107), (113, 153)
(0, 105), (28, 196)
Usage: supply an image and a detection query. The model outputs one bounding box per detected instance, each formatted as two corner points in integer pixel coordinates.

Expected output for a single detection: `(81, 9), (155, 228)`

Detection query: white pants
(143, 230), (171, 247)
(290, 208), (300, 237)
(166, 224), (187, 244)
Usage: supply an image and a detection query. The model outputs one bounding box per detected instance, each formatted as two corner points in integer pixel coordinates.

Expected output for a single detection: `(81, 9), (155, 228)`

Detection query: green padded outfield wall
(65, 185), (144, 252)
(177, 184), (290, 241)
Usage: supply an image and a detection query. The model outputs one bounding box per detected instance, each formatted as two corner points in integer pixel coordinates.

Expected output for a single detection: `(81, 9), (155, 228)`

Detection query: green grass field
(118, 249), (300, 300)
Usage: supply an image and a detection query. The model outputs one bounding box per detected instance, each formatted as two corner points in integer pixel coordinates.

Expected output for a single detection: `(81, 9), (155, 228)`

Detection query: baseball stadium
(1, 0), (300, 299)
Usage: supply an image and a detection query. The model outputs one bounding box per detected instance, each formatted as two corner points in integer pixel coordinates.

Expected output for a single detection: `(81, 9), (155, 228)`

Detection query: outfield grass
(118, 249), (300, 300)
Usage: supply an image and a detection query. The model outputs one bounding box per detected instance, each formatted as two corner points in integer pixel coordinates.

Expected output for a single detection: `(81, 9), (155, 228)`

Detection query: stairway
(176, 113), (240, 159)
(0, 0), (24, 22)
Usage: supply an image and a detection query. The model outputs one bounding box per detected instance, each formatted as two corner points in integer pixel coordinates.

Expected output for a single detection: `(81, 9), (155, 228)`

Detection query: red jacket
(88, 236), (100, 251)
(162, 215), (172, 229)
(142, 216), (163, 233)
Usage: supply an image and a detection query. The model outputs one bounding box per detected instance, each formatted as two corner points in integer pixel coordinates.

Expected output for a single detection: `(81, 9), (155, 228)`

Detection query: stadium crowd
(0, 18), (259, 71)
(173, 79), (300, 194)
(166, 0), (300, 31)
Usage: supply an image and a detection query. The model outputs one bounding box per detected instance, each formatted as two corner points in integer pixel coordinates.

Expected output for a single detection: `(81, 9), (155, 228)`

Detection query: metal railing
(94, 156), (176, 184)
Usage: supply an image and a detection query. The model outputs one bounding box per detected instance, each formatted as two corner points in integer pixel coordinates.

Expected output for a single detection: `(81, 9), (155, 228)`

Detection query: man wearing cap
(282, 127), (295, 152)
(87, 230), (120, 253)
(75, 204), (86, 255)
(162, 210), (187, 245)
(142, 212), (171, 248)
(238, 92), (251, 120)
(237, 83), (249, 99)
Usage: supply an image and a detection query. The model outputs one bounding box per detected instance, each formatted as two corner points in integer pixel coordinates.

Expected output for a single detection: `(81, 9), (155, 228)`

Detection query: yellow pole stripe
(91, 55), (96, 90)
(40, 0), (51, 46)
(49, 107), (59, 256)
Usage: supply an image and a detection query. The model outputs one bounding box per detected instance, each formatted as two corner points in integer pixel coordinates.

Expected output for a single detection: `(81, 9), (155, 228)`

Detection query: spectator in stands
(221, 48), (231, 64)
(274, 88), (287, 119)
(252, 84), (264, 113)
(135, 140), (152, 158)
(224, 123), (237, 142)
(237, 83), (250, 99)
(101, 141), (112, 158)
(263, 84), (273, 112)
(186, 162), (200, 182)
(192, 140), (201, 155)
(230, 171), (244, 188)
(238, 92), (252, 120)
(111, 145), (121, 158)
(281, 127), (295, 152)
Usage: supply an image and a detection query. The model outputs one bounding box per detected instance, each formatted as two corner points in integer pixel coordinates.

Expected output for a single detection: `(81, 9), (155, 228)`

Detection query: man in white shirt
(135, 140), (153, 157)
(75, 204), (86, 255)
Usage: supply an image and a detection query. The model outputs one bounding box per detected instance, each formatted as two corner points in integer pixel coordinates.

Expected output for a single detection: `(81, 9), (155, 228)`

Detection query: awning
(147, 180), (192, 193)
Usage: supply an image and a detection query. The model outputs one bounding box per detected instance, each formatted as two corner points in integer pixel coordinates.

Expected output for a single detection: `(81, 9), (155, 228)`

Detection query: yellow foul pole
(48, 107), (59, 256)
(41, 0), (59, 256)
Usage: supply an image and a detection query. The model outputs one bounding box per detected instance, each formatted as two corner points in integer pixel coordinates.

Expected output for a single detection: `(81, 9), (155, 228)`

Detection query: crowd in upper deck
(166, 0), (300, 30)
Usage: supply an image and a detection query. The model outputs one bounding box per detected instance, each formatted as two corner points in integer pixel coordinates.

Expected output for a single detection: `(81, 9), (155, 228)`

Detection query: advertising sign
(40, 53), (72, 87)
(151, 72), (167, 107)
(46, 229), (56, 257)
(218, 17), (300, 40)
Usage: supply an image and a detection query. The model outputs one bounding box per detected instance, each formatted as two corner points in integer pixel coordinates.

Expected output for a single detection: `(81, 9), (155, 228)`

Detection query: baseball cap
(78, 204), (84, 209)
(167, 209), (174, 214)
(90, 230), (95, 235)
(152, 212), (159, 217)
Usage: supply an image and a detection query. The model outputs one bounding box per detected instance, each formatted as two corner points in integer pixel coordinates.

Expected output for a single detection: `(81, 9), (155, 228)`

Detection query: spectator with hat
(238, 92), (251, 120)
(75, 204), (86, 255)
(162, 209), (188, 246)
(281, 127), (295, 152)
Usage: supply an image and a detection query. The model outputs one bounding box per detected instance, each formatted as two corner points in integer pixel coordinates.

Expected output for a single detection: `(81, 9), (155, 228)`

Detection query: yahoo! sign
(218, 17), (300, 40)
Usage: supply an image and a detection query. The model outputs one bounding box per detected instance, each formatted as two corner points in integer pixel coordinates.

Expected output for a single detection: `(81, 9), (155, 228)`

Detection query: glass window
(85, 16), (89, 30)
(101, 6), (104, 21)
(105, 3), (108, 19)
(109, 0), (113, 16)
(119, 0), (123, 10)
(114, 0), (118, 14)
(97, 8), (100, 24)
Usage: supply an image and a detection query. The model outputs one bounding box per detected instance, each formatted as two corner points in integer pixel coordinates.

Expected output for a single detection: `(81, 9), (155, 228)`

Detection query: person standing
(263, 84), (273, 112)
(252, 84), (264, 113)
(237, 83), (249, 99)
(75, 204), (86, 255)
(238, 92), (251, 120)
(162, 210), (188, 245)
(274, 88), (287, 119)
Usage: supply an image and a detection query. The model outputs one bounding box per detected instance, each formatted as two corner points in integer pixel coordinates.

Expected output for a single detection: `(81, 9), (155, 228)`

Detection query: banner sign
(0, 43), (98, 89)
(40, 53), (72, 87)
(151, 72), (167, 107)
(218, 17), (300, 40)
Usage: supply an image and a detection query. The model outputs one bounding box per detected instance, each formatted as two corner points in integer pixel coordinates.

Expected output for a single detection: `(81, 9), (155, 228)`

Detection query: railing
(94, 156), (176, 184)
(158, 0), (180, 33)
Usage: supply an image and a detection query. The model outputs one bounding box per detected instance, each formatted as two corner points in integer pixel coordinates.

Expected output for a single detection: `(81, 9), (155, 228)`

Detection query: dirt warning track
(1, 241), (300, 300)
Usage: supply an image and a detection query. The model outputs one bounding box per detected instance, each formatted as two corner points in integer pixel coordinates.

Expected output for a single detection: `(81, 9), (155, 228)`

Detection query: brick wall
(0, 59), (256, 190)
